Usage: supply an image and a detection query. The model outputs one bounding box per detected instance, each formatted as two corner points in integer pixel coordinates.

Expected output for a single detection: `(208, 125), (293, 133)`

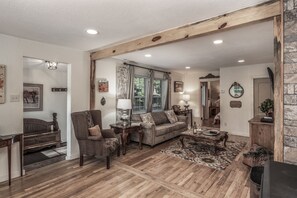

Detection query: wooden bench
(24, 113), (61, 152)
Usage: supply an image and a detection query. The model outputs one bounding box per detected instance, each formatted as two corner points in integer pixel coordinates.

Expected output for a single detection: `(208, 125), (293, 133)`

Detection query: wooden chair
(71, 110), (120, 169)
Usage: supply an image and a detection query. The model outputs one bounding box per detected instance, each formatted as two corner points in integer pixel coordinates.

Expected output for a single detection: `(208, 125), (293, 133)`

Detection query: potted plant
(259, 99), (274, 117)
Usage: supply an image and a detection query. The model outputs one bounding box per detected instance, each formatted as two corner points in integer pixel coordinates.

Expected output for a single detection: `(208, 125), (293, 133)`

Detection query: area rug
(161, 139), (246, 170)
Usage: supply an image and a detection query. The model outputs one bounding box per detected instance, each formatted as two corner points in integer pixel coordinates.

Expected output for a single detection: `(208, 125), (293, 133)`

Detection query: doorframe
(22, 56), (72, 161)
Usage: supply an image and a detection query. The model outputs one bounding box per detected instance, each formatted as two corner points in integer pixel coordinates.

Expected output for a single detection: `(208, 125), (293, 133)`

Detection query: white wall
(220, 63), (274, 137)
(170, 70), (220, 127)
(171, 72), (184, 106)
(0, 33), (89, 182)
(23, 66), (68, 142)
(95, 58), (121, 129)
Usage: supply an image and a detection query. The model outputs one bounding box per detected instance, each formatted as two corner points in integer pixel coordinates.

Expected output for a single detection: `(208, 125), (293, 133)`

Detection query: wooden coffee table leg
(224, 134), (229, 147)
(180, 137), (185, 149)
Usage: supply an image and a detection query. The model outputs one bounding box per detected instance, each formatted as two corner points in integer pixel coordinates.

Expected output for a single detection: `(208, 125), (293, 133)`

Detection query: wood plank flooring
(0, 135), (251, 198)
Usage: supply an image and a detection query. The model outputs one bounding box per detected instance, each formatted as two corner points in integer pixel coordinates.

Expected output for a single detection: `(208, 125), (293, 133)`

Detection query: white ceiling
(115, 20), (274, 71)
(23, 57), (68, 72)
(1, 0), (273, 71)
(0, 0), (269, 52)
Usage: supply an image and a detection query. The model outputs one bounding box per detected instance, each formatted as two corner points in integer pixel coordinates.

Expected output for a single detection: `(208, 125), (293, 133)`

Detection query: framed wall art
(23, 83), (43, 111)
(98, 80), (109, 92)
(174, 81), (184, 92)
(0, 65), (6, 104)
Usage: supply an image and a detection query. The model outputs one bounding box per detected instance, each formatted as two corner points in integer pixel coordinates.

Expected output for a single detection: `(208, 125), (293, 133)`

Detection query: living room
(0, 0), (296, 197)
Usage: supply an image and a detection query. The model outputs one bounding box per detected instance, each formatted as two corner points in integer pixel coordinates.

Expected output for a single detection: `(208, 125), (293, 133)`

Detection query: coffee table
(179, 129), (228, 155)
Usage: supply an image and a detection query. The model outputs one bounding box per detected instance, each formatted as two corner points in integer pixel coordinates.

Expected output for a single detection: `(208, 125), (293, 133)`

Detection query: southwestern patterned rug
(161, 139), (246, 170)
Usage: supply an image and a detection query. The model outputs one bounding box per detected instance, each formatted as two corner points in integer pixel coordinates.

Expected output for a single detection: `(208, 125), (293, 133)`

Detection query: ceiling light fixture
(86, 29), (98, 35)
(45, 61), (58, 70)
(213, 40), (223, 45)
(145, 54), (152, 58)
(185, 66), (191, 69)
(238, 59), (245, 63)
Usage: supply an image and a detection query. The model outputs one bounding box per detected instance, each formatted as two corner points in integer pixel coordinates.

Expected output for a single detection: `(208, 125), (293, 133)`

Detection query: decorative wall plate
(100, 97), (106, 106)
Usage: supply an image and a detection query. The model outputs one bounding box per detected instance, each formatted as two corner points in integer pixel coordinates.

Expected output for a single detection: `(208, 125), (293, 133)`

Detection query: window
(133, 77), (165, 113)
(152, 79), (162, 111)
(133, 77), (146, 113)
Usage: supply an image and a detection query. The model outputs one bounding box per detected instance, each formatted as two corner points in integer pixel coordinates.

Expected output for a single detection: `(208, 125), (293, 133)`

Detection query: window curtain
(116, 64), (135, 120)
(147, 70), (154, 112)
(163, 73), (171, 110)
(128, 66), (135, 116)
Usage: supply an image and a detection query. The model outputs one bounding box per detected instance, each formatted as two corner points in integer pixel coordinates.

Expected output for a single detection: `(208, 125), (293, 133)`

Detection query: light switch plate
(10, 94), (20, 102)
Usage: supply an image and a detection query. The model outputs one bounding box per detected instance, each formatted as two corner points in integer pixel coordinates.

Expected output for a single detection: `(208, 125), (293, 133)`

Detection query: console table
(248, 116), (274, 150)
(110, 123), (143, 155)
(0, 133), (23, 185)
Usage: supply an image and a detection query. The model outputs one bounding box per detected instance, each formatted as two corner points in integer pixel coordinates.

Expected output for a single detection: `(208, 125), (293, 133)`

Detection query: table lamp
(183, 94), (190, 110)
(117, 99), (132, 126)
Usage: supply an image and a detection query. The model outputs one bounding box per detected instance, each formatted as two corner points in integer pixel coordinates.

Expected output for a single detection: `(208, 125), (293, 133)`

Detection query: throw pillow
(164, 110), (178, 124)
(140, 113), (155, 125)
(88, 125), (102, 139)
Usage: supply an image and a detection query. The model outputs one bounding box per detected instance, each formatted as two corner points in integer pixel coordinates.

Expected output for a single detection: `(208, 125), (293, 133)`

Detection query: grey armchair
(71, 110), (120, 169)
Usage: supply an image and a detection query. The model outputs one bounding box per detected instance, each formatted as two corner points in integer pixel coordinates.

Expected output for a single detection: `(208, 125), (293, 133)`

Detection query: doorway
(201, 80), (220, 128)
(22, 57), (69, 171)
(253, 78), (273, 116)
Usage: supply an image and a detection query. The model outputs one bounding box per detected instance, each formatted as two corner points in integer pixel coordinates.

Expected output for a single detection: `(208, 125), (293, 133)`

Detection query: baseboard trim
(66, 153), (79, 160)
(0, 170), (22, 183)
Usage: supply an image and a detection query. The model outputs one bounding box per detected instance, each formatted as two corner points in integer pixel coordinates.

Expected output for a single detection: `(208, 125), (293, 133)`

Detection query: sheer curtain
(147, 70), (154, 112)
(128, 66), (135, 116)
(163, 73), (171, 110)
(116, 64), (135, 120)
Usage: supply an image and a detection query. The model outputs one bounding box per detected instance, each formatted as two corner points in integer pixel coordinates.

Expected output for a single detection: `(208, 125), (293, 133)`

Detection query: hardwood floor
(0, 135), (251, 198)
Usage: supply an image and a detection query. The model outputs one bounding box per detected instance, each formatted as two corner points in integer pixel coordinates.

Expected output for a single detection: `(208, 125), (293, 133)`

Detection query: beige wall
(0, 33), (90, 182)
(220, 63), (273, 137)
(95, 58), (121, 129)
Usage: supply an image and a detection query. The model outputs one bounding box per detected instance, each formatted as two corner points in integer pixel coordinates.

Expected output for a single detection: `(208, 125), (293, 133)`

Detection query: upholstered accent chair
(71, 110), (120, 169)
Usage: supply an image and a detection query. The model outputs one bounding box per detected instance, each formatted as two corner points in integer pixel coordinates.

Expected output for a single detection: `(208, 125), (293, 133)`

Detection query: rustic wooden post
(273, 13), (284, 162)
(90, 59), (96, 110)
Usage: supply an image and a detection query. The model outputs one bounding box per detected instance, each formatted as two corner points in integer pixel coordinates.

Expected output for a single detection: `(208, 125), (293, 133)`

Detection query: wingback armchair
(71, 110), (120, 169)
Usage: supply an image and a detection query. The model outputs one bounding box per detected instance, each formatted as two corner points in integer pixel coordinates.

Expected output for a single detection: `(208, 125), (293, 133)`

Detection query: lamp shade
(117, 99), (132, 110)
(182, 94), (190, 101)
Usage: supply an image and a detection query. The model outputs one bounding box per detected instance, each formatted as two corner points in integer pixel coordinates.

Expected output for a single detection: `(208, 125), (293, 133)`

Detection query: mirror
(229, 82), (244, 98)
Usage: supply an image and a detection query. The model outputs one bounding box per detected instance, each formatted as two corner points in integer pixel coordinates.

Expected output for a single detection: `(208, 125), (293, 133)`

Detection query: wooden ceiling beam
(91, 0), (281, 60)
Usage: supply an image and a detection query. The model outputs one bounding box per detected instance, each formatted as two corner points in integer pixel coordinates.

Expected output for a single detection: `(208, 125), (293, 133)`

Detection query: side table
(110, 123), (143, 155)
(0, 133), (23, 185)
(177, 109), (193, 128)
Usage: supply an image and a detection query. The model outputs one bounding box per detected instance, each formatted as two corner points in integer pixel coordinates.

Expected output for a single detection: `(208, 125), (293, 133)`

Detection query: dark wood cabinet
(248, 116), (274, 150)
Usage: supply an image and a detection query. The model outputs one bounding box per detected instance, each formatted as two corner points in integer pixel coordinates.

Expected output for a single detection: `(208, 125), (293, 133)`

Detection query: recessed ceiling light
(86, 29), (98, 35)
(145, 54), (152, 57)
(213, 40), (223, 45)
(185, 66), (191, 69)
(238, 59), (245, 63)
